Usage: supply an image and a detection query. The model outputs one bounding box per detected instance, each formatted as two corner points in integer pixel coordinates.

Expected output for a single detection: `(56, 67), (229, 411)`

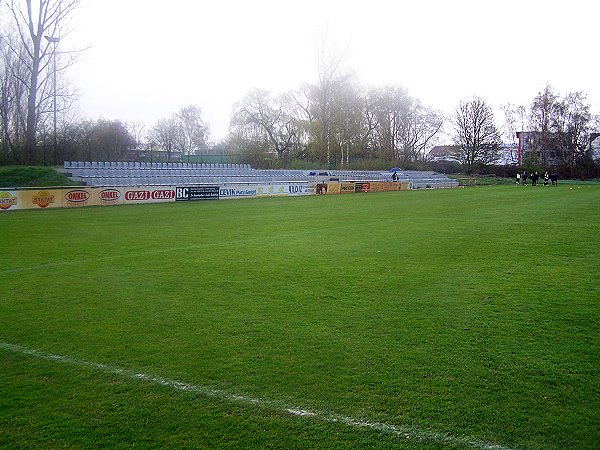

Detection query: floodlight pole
(45, 36), (60, 164)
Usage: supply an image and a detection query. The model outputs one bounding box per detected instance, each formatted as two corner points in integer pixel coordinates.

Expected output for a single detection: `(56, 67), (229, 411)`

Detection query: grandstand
(62, 161), (459, 189)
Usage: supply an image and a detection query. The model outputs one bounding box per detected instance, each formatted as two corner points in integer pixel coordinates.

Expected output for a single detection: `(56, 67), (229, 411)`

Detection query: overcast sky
(63, 0), (599, 142)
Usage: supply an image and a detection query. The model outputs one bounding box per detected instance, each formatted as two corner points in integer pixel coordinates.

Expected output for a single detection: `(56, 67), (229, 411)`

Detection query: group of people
(516, 171), (558, 187)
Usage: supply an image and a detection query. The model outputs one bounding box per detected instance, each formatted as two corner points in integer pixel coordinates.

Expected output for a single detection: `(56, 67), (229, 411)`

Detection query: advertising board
(218, 185), (257, 199)
(123, 187), (176, 204)
(326, 183), (341, 194)
(63, 188), (96, 208)
(175, 186), (220, 201)
(17, 189), (63, 209)
(340, 183), (356, 194)
(1, 180), (414, 211)
(355, 182), (371, 193)
(97, 188), (123, 206)
(0, 191), (19, 211)
(286, 184), (314, 196)
(256, 185), (288, 197)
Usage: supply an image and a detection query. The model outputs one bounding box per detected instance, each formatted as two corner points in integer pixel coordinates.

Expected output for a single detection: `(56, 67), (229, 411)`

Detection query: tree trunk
(25, 32), (42, 164)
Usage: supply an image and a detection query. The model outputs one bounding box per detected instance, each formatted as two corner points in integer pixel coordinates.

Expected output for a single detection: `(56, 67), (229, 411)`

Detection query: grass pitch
(1, 185), (599, 449)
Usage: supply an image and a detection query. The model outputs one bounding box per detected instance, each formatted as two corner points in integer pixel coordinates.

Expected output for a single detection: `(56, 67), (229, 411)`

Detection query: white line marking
(0, 342), (513, 450)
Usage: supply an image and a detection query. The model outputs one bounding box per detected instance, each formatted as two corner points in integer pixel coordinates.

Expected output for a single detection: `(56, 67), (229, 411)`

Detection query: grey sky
(64, 0), (599, 141)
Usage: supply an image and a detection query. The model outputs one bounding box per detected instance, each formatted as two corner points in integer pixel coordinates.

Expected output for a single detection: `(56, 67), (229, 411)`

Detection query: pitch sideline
(0, 341), (512, 450)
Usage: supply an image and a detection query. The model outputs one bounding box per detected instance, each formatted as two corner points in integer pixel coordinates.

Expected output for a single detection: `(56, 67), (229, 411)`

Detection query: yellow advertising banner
(96, 187), (124, 206)
(326, 182), (341, 194)
(370, 182), (384, 192)
(0, 190), (19, 211)
(62, 188), (100, 208)
(17, 189), (63, 209)
(340, 183), (355, 194)
(8, 187), (127, 210)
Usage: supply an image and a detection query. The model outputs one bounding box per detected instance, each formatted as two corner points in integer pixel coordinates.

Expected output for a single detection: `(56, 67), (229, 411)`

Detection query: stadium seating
(62, 161), (459, 189)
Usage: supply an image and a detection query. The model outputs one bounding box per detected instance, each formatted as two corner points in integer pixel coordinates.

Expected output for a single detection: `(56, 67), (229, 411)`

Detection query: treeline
(1, 1), (599, 177)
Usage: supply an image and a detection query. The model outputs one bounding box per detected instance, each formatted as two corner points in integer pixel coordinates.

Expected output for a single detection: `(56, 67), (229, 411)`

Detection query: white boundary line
(1, 342), (513, 450)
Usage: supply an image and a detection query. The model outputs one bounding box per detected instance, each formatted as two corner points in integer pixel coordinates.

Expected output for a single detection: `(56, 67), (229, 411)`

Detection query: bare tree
(501, 103), (526, 163)
(397, 100), (444, 162)
(231, 89), (297, 160)
(6, 0), (80, 164)
(369, 86), (410, 161)
(330, 82), (364, 166)
(0, 30), (29, 162)
(310, 33), (352, 165)
(148, 117), (180, 162)
(90, 119), (135, 161)
(176, 105), (209, 156)
(453, 96), (501, 172)
(367, 86), (442, 163)
(552, 91), (592, 166)
(528, 85), (560, 164)
(127, 122), (146, 149)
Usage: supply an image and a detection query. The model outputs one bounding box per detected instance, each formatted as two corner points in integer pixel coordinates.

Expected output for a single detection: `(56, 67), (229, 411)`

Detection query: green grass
(449, 174), (515, 186)
(1, 186), (599, 449)
(0, 165), (78, 188)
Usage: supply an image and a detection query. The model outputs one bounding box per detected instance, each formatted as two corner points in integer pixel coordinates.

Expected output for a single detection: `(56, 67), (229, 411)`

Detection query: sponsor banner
(380, 181), (404, 191)
(123, 186), (176, 204)
(355, 182), (371, 193)
(63, 188), (96, 208)
(97, 188), (123, 206)
(176, 186), (220, 201)
(18, 189), (62, 209)
(340, 182), (355, 194)
(218, 185), (257, 199)
(370, 182), (384, 192)
(287, 184), (314, 196)
(0, 191), (19, 211)
(256, 184), (288, 197)
(2, 180), (412, 211)
(326, 183), (341, 194)
(219, 183), (313, 199)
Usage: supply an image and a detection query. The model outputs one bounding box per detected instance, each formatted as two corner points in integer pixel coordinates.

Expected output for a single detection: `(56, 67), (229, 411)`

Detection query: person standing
(544, 172), (550, 186)
(516, 172), (521, 186)
(522, 171), (528, 186)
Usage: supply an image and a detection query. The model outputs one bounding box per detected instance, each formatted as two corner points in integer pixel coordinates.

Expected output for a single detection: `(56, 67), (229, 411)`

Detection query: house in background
(516, 131), (558, 165)
(514, 131), (590, 166)
(428, 133), (598, 167)
(428, 144), (518, 165)
(428, 145), (461, 162)
(497, 144), (519, 165)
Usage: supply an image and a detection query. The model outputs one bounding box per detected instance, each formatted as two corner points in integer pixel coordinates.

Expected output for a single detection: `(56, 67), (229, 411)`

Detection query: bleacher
(62, 161), (458, 189)
(373, 170), (460, 189)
